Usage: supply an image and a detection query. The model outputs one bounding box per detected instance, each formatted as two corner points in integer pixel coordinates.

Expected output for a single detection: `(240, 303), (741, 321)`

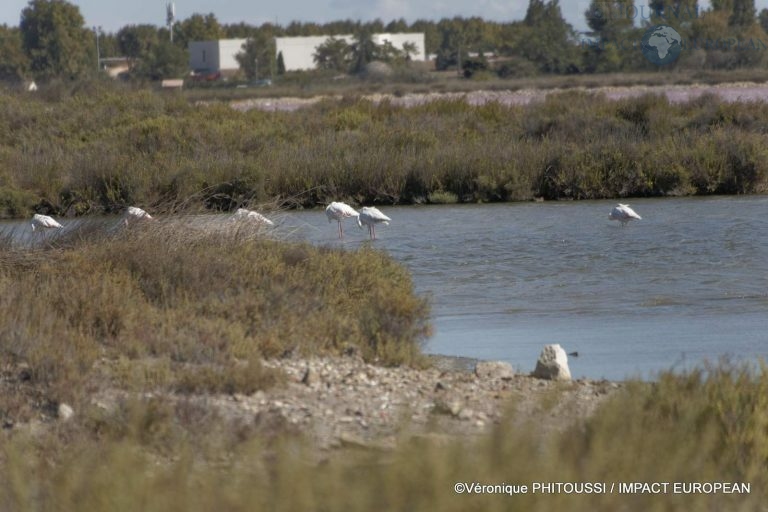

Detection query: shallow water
(282, 197), (768, 380)
(3, 196), (767, 380)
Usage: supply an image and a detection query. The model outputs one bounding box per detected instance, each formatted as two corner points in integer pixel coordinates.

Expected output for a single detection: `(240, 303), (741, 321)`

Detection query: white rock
(58, 403), (75, 421)
(532, 344), (572, 381)
(458, 408), (474, 421)
(474, 361), (515, 380)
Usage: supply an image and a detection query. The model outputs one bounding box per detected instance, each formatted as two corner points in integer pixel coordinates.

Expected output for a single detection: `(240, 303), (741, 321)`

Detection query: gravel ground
(86, 354), (622, 451)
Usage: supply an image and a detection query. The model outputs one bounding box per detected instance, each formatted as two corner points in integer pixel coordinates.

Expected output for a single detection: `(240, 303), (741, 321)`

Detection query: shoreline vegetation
(2, 77), (768, 219)
(2, 78), (767, 508)
(1, 224), (767, 509)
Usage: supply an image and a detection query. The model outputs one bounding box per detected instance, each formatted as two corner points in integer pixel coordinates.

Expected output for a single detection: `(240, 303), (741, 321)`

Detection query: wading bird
(358, 206), (391, 240)
(31, 213), (63, 231)
(325, 202), (359, 239)
(124, 206), (153, 226)
(232, 208), (274, 226)
(609, 204), (642, 225)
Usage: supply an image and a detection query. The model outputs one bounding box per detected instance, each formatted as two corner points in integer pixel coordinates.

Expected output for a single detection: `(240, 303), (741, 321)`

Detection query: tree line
(1, 0), (768, 84)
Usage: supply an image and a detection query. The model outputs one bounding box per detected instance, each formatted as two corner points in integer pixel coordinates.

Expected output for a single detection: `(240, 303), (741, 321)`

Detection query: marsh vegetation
(1, 73), (766, 511)
(1, 81), (767, 220)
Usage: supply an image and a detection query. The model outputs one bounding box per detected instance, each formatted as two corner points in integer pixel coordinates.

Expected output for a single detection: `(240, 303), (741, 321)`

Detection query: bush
(2, 85), (768, 216)
(0, 224), (431, 420)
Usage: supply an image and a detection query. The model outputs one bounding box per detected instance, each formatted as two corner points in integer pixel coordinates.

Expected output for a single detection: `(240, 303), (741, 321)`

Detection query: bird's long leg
(338, 220), (343, 239)
(371, 224), (376, 240)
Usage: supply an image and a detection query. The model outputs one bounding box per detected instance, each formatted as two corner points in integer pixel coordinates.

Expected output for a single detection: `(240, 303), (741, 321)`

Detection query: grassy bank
(2, 80), (768, 218)
(0, 224), (430, 422)
(1, 362), (765, 511)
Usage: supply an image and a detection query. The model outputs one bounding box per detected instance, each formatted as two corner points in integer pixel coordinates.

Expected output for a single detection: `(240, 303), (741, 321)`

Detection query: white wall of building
(218, 39), (247, 71)
(275, 33), (426, 72)
(188, 39), (247, 73)
(275, 35), (351, 72)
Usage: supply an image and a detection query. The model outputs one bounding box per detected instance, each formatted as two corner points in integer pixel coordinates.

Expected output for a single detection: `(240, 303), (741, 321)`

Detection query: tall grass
(0, 362), (765, 511)
(2, 83), (768, 218)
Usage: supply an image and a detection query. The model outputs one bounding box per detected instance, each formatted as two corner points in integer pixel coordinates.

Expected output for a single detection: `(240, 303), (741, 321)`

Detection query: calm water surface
(282, 197), (768, 380)
(4, 196), (767, 380)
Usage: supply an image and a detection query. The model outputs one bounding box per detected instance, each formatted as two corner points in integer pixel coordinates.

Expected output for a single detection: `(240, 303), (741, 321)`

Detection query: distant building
(99, 57), (131, 78)
(188, 39), (247, 76)
(275, 35), (347, 72)
(275, 33), (426, 72)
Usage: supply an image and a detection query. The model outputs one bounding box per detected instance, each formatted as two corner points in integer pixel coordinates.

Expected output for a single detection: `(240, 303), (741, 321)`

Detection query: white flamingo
(609, 203), (642, 226)
(123, 206), (153, 226)
(325, 202), (359, 239)
(357, 206), (391, 240)
(231, 208), (274, 226)
(31, 213), (63, 231)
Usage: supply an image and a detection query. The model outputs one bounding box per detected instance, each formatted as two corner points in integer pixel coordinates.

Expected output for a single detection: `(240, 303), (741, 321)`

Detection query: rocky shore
(88, 353), (622, 451)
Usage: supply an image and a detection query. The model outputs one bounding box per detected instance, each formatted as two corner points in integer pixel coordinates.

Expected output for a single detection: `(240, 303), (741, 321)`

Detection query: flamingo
(123, 206), (153, 226)
(31, 213), (63, 231)
(608, 203), (642, 226)
(231, 208), (274, 226)
(325, 202), (359, 239)
(357, 206), (391, 240)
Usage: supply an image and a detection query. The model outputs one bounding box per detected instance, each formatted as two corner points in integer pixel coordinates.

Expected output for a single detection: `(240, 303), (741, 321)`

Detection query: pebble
(81, 354), (621, 451)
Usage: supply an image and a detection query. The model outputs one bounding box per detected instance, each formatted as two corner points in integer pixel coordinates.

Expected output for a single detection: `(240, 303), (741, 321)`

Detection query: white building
(188, 39), (247, 74)
(275, 33), (426, 72)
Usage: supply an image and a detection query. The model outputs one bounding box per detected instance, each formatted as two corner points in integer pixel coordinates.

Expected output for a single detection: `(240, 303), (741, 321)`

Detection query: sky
(1, 0), (757, 36)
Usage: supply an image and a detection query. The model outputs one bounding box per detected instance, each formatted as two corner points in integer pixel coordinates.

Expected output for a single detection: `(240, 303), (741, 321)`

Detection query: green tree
(323, 20), (358, 34)
(0, 25), (30, 82)
(583, 0), (635, 72)
(223, 22), (259, 39)
(411, 19), (440, 55)
(376, 40), (405, 60)
(647, 0), (699, 28)
(729, 0), (756, 27)
(175, 13), (223, 48)
(117, 25), (160, 60)
(759, 8), (768, 32)
(19, 0), (93, 80)
(235, 34), (274, 80)
(516, 0), (581, 73)
(276, 50), (286, 75)
(711, 0), (734, 10)
(350, 28), (377, 74)
(96, 31), (118, 60)
(434, 18), (469, 71)
(402, 41), (418, 61)
(313, 36), (351, 71)
(132, 39), (187, 80)
(385, 18), (409, 33)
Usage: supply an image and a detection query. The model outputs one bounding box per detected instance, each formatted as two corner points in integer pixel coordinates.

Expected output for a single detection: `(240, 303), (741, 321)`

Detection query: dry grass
(0, 222), (430, 423)
(0, 362), (765, 511)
